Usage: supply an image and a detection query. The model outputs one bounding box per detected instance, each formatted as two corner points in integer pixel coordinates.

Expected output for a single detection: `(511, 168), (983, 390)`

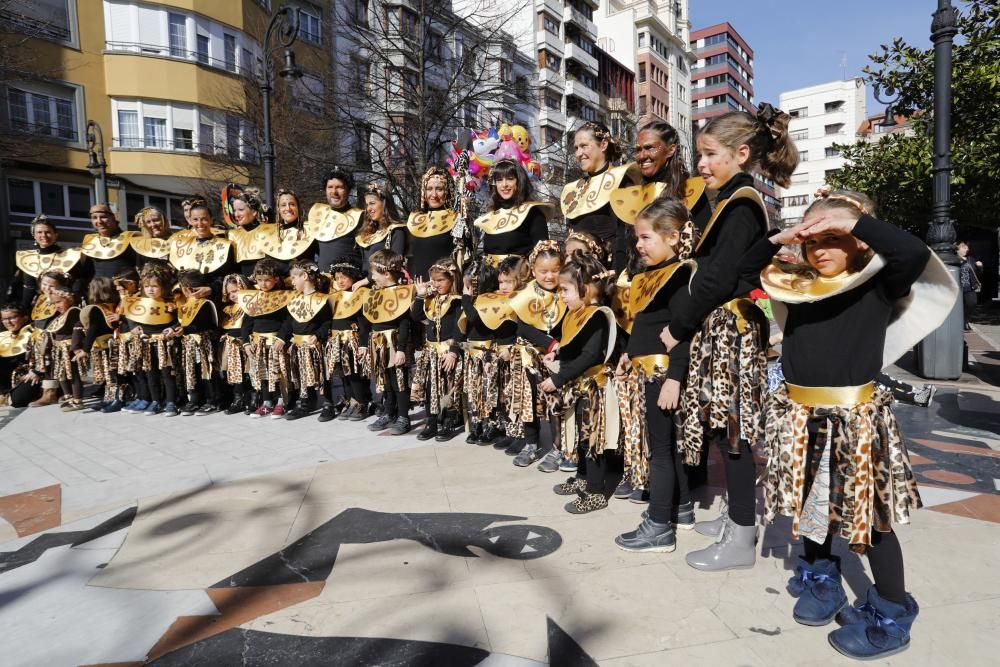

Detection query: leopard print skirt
(369, 330), (407, 394)
(411, 343), (464, 416)
(464, 345), (499, 425)
(763, 384), (922, 554)
(326, 328), (368, 379)
(181, 334), (216, 394)
(680, 301), (768, 465)
(290, 339), (326, 398)
(246, 337), (288, 393)
(218, 334), (244, 385)
(549, 370), (615, 462)
(615, 366), (673, 490)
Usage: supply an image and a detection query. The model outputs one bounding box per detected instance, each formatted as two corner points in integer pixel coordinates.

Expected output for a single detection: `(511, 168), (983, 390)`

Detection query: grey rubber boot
(685, 518), (757, 571)
(694, 494), (728, 538)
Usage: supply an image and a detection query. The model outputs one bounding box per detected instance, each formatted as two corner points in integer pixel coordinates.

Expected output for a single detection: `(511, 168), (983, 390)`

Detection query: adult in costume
(131, 206), (173, 271)
(257, 188), (316, 274)
(80, 203), (138, 280)
(15, 215), (85, 308)
(356, 183), (407, 279)
(475, 160), (551, 268)
(407, 166), (459, 281)
(227, 188), (268, 277)
(169, 203), (235, 302)
(306, 168), (364, 272)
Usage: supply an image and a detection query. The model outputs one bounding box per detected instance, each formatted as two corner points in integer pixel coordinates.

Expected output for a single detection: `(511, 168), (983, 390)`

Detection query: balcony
(534, 0), (563, 17)
(563, 6), (597, 40)
(104, 54), (245, 110)
(538, 107), (567, 129)
(564, 43), (598, 74)
(565, 79), (599, 106)
(537, 30), (564, 58)
(538, 68), (564, 90)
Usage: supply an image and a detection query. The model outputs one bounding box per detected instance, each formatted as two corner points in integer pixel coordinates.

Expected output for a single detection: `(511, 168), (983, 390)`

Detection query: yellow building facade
(1, 0), (330, 253)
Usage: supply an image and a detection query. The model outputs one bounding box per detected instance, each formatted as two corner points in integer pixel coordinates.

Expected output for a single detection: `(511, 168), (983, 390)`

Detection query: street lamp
(259, 7), (302, 211)
(872, 85), (899, 129)
(85, 120), (109, 204)
(917, 0), (963, 380)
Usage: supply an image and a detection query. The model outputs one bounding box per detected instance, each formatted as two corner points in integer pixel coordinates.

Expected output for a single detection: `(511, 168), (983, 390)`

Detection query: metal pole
(261, 77), (274, 208)
(917, 0), (963, 380)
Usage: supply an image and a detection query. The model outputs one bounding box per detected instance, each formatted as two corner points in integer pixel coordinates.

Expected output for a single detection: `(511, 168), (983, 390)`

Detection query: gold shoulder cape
(15, 248), (83, 277)
(169, 234), (232, 273)
(176, 296), (218, 327)
(305, 204), (364, 242)
(32, 296), (57, 321)
(509, 281), (567, 331)
(474, 202), (554, 235)
(473, 292), (516, 330)
(696, 186), (768, 252)
(558, 305), (618, 364)
(363, 285), (415, 324)
(629, 261), (695, 315)
(611, 271), (633, 333)
(356, 223), (406, 248)
(81, 232), (136, 260)
(235, 290), (295, 317)
(611, 176), (707, 225)
(130, 236), (171, 260)
(422, 294), (462, 321)
(407, 210), (458, 238)
(288, 292), (330, 323)
(259, 223), (315, 261)
(0, 327), (32, 357)
(80, 304), (117, 331)
(221, 304), (244, 330)
(561, 163), (641, 220)
(332, 287), (369, 319)
(123, 297), (174, 325)
(228, 226), (269, 263)
(45, 306), (81, 332)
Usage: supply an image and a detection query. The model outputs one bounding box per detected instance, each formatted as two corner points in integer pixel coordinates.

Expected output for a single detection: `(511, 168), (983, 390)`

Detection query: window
(790, 129), (809, 141)
(7, 178), (93, 220)
(790, 172), (809, 184)
(226, 116), (240, 159)
(7, 85), (79, 141)
(298, 8), (322, 44)
(463, 103), (477, 127)
(638, 63), (646, 83)
(168, 13), (187, 57)
(676, 54), (687, 73)
(400, 7), (418, 38)
(824, 123), (844, 135)
(789, 107), (808, 119)
(118, 110), (140, 147)
(293, 74), (325, 115)
(353, 122), (371, 168)
(428, 31), (443, 61)
(242, 48), (254, 76)
(824, 146), (841, 158)
(173, 128), (193, 150)
(798, 150), (809, 162)
(824, 100), (844, 113)
(224, 34), (237, 72)
(196, 34), (209, 64)
(544, 91), (561, 111)
(782, 195), (809, 207)
(637, 33), (645, 47)
(824, 169), (841, 180)
(143, 117), (168, 149)
(542, 14), (558, 35)
(1, 0), (75, 45)
(199, 122), (215, 152)
(352, 0), (369, 27)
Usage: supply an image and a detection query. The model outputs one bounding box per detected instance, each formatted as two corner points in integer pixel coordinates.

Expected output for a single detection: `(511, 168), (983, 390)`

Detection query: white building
(595, 0), (696, 160)
(778, 78), (866, 223)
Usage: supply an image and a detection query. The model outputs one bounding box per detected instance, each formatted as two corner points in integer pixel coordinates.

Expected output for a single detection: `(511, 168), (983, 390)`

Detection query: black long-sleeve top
(20, 245), (88, 307)
(278, 300), (333, 343)
(739, 215), (930, 387)
(360, 227), (407, 276)
(83, 308), (115, 351)
(668, 172), (766, 341)
(461, 295), (518, 344)
(407, 208), (456, 281)
(239, 308), (287, 343)
(551, 312), (610, 389)
(482, 204), (549, 258)
(315, 206), (363, 272)
(410, 297), (464, 355)
(180, 303), (218, 336)
(626, 259), (692, 382)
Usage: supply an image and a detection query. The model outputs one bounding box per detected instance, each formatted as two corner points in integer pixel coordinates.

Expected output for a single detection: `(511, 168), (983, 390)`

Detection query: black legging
(571, 400), (609, 494)
(803, 530), (906, 604)
(713, 431), (757, 527)
(145, 361), (176, 405)
(646, 381), (690, 524)
(188, 378), (217, 406)
(383, 369), (410, 420)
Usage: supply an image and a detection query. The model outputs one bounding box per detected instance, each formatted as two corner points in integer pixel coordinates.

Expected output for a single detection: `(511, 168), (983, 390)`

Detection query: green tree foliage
(828, 0), (1000, 233)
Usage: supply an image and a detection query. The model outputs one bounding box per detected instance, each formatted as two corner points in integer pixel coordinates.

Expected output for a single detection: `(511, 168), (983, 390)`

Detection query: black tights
(145, 363), (176, 404)
(712, 431), (757, 527)
(382, 371), (410, 420)
(803, 531), (906, 604)
(59, 367), (83, 401)
(646, 381), (690, 524)
(572, 401), (610, 494)
(188, 378), (217, 406)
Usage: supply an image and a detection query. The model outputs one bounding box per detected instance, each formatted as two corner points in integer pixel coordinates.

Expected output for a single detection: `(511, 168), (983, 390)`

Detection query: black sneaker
(367, 414), (392, 431)
(513, 443), (540, 467)
(348, 402), (370, 421)
(504, 438), (524, 456)
(317, 404), (337, 422)
(196, 404), (218, 416)
(337, 402), (357, 421)
(673, 501), (696, 530)
(615, 516), (676, 553)
(225, 397), (244, 415)
(417, 423), (438, 441)
(388, 417), (411, 436)
(613, 476), (634, 500)
(493, 436), (513, 451)
(284, 406), (310, 421)
(479, 425), (499, 445)
(181, 404), (199, 416)
(629, 488), (650, 504)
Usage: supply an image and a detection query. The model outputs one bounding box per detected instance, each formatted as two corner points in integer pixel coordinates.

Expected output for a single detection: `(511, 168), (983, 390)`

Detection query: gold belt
(721, 297), (755, 334)
(425, 341), (452, 354)
(631, 353), (670, 377)
(786, 382), (875, 409)
(251, 332), (279, 344)
(185, 333), (205, 344)
(574, 364), (609, 388)
(292, 334), (319, 346)
(92, 334), (114, 350)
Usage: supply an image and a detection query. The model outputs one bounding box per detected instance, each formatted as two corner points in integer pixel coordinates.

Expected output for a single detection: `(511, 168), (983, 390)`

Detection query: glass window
(8, 179), (36, 214)
(226, 117), (240, 158)
(173, 128), (193, 150)
(148, 196), (168, 214)
(31, 93), (52, 132)
(299, 9), (321, 44)
(67, 186), (91, 218)
(825, 146), (841, 158)
(2, 0), (73, 43)
(798, 150), (809, 162)
(199, 122), (215, 152)
(118, 110), (140, 147)
(789, 107), (808, 118)
(126, 193), (146, 222)
(196, 34), (209, 64)
(8, 89), (29, 130)
(55, 98), (74, 140)
(144, 117), (167, 148)
(40, 182), (64, 216)
(224, 34), (237, 72)
(353, 0), (369, 27)
(241, 48), (254, 76)
(168, 14), (186, 57)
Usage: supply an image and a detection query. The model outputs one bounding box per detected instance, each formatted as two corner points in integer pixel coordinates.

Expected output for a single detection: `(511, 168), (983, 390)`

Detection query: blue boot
(829, 586), (919, 660)
(787, 556), (848, 626)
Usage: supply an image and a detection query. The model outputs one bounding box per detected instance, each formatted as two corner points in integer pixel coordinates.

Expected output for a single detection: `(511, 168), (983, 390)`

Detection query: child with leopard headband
(238, 258), (294, 418)
(738, 189), (956, 660)
(122, 264), (182, 416)
(278, 259), (333, 420)
(219, 273), (253, 414)
(323, 259), (371, 422)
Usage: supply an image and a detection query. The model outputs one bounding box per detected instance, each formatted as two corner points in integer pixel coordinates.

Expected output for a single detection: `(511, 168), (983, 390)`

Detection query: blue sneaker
(101, 399), (124, 413)
(162, 402), (179, 417)
(143, 401), (162, 415)
(125, 399), (149, 414)
(829, 586), (919, 660)
(788, 556), (848, 626)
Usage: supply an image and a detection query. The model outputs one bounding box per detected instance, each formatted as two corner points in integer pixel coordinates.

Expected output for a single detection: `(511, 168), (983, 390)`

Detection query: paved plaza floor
(1, 348), (998, 665)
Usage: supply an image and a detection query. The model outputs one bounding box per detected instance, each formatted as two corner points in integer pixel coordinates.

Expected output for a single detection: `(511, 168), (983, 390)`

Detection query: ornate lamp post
(259, 7), (302, 209)
(85, 120), (109, 205)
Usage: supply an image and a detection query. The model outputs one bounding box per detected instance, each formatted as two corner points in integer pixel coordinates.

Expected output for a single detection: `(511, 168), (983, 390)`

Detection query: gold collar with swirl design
(122, 297), (174, 325)
(81, 232), (136, 260)
(363, 284), (415, 323)
(169, 234), (232, 273)
(474, 202), (553, 234)
(611, 175), (706, 225)
(406, 209), (458, 238)
(235, 289), (295, 317)
(288, 292), (330, 323)
(0, 326), (33, 357)
(305, 204), (364, 242)
(509, 280), (566, 332)
(15, 248), (83, 277)
(560, 163), (640, 219)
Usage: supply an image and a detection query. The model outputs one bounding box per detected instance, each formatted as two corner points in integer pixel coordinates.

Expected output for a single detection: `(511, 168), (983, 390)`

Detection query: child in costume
(411, 257), (465, 441)
(541, 253), (620, 514)
(220, 273), (252, 414)
(613, 199), (698, 550)
(78, 277), (121, 411)
(0, 303), (41, 407)
(176, 270), (220, 415)
(489, 256), (531, 453)
(238, 258), (294, 418)
(324, 259), (371, 422)
(739, 189), (955, 660)
(361, 250), (415, 436)
(124, 264), (181, 417)
(280, 260), (333, 420)
(24, 271), (63, 407)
